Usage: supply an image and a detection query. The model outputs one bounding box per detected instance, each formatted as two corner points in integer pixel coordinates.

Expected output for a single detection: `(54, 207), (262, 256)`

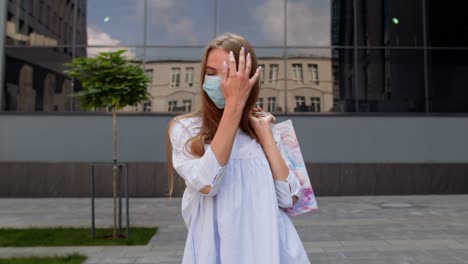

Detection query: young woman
(166, 33), (310, 264)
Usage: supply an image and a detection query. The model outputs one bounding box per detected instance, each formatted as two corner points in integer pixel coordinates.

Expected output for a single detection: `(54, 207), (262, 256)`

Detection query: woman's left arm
(249, 112), (299, 208)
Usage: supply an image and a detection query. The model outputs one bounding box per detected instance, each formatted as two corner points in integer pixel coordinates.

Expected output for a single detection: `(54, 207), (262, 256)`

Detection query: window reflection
(356, 49), (425, 112)
(4, 48), (73, 111)
(185, 67), (194, 87)
(356, 0), (424, 47)
(427, 0), (468, 47)
(146, 0), (214, 45)
(73, 48), (145, 113)
(286, 49), (337, 113)
(256, 97), (264, 108)
(5, 0), (78, 46)
(170, 68), (181, 88)
(331, 0), (354, 47)
(268, 64), (279, 84)
(219, 0), (284, 46)
(144, 48), (203, 113)
(258, 64), (265, 84)
(267, 97), (277, 113)
(428, 49), (468, 112)
(287, 0), (333, 46)
(80, 0), (144, 46)
(308, 64), (319, 85)
(310, 97), (321, 112)
(2, 0), (468, 114)
(292, 64), (303, 83)
(258, 61), (282, 113)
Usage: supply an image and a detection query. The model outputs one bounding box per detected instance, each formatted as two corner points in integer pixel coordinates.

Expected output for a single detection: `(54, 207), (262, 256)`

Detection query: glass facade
(2, 0), (467, 113)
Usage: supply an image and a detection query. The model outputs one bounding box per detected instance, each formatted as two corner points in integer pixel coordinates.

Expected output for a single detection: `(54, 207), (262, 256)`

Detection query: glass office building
(2, 0), (467, 114)
(1, 0), (467, 197)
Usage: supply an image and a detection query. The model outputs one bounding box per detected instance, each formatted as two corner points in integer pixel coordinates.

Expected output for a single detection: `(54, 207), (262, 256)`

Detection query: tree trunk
(112, 108), (118, 240)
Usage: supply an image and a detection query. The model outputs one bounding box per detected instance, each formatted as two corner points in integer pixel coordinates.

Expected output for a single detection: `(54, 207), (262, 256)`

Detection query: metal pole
(125, 163), (130, 238)
(283, 0), (288, 113)
(422, 0), (429, 113)
(0, 0), (8, 111)
(71, 0), (78, 110)
(214, 0), (218, 37)
(353, 0), (360, 112)
(143, 0), (147, 69)
(91, 163), (95, 239)
(118, 165), (122, 236)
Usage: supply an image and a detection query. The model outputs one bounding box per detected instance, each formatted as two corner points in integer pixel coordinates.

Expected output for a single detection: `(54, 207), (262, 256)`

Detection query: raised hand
(220, 47), (261, 109)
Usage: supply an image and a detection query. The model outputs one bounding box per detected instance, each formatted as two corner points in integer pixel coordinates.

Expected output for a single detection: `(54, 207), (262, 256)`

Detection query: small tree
(65, 50), (151, 240)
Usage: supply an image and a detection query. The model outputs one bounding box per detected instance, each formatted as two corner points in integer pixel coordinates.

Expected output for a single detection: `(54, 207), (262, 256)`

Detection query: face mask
(203, 75), (225, 109)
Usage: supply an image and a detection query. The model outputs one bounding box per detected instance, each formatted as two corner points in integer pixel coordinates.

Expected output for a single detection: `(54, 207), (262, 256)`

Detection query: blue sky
(86, 0), (332, 46)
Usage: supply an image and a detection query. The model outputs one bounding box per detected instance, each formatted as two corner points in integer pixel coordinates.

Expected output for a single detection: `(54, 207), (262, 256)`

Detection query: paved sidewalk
(1, 195), (468, 263)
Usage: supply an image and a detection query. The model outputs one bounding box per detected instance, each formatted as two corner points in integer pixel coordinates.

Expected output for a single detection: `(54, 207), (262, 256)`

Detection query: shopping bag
(274, 120), (318, 215)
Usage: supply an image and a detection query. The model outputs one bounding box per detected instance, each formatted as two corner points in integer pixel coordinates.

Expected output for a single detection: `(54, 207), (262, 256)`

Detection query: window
(145, 69), (153, 83)
(58, 18), (62, 37)
(295, 96), (305, 105)
(256, 97), (264, 109)
(308, 64), (319, 85)
(310, 97), (321, 112)
(46, 5), (51, 29)
(183, 99), (192, 112)
(267, 97), (276, 112)
(185, 67), (194, 87)
(39, 1), (44, 24)
(168, 100), (177, 112)
(295, 96), (307, 112)
(64, 21), (68, 41)
(269, 64), (278, 84)
(292, 64), (303, 83)
(170, 68), (180, 88)
(147, 1), (213, 46)
(53, 12), (58, 34)
(259, 64), (265, 84)
(19, 19), (24, 33)
(28, 0), (33, 15)
(143, 102), (151, 112)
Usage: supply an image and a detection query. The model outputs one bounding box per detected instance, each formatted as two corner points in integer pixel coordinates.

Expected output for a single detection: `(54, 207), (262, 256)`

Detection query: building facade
(141, 55), (333, 114)
(3, 0), (86, 112)
(0, 0), (467, 197)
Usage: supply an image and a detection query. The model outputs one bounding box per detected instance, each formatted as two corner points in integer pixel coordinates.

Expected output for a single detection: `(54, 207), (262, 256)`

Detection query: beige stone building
(143, 55), (333, 113)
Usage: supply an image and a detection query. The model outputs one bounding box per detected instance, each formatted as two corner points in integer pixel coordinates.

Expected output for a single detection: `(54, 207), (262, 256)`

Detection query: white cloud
(254, 0), (331, 46)
(144, 0), (198, 44)
(86, 26), (137, 60)
(87, 26), (120, 46)
(253, 1), (283, 44)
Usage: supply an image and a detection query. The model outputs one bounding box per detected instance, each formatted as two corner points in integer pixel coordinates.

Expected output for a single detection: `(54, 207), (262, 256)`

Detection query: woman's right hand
(249, 107), (276, 145)
(220, 47), (261, 109)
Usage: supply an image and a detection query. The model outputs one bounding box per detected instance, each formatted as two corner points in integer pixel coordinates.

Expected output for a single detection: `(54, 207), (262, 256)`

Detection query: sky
(85, 0), (332, 59)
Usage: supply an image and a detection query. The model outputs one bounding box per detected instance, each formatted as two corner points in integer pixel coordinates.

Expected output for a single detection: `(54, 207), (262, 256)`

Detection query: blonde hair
(165, 33), (260, 196)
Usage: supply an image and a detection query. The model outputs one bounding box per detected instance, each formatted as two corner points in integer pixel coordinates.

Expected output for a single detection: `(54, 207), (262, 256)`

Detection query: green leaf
(64, 49), (151, 111)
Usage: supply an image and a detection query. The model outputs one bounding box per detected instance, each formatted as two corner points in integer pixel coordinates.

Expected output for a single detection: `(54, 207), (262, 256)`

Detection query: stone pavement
(1, 195), (468, 263)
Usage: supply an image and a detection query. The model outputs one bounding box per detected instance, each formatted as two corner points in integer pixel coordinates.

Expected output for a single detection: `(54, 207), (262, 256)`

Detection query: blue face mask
(203, 75), (225, 109)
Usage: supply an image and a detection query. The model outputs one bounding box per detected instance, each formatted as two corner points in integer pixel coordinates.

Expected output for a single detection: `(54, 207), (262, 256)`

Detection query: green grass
(0, 254), (86, 264)
(0, 227), (158, 247)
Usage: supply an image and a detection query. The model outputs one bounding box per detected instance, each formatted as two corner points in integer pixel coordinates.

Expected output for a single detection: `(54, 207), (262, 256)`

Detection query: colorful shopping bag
(275, 120), (318, 215)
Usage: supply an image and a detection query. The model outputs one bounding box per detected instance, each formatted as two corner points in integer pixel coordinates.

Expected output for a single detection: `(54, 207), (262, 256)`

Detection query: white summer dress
(169, 116), (310, 264)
